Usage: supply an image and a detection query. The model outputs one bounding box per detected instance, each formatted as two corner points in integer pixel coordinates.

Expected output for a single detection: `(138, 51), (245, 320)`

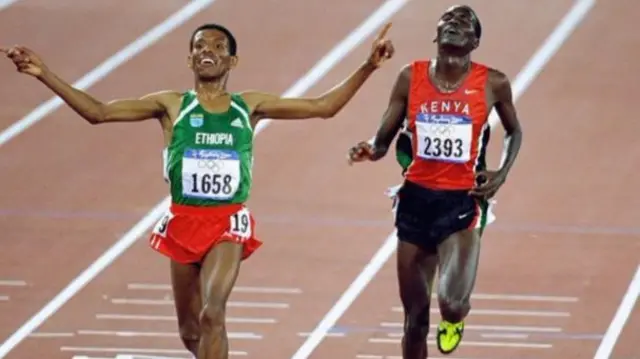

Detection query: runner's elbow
(315, 99), (337, 119)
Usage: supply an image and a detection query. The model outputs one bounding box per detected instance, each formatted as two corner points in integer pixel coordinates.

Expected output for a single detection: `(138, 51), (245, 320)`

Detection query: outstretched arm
(39, 70), (172, 124)
(2, 46), (173, 124)
(245, 23), (395, 122)
(246, 61), (379, 120)
(347, 64), (409, 164)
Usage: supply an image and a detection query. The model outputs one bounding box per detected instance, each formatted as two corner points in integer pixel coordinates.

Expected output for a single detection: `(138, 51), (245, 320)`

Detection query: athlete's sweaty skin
(347, 6), (522, 359)
(2, 23), (394, 359)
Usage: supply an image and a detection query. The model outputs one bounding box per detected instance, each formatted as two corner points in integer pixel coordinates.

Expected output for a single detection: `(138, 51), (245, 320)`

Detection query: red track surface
(0, 1), (637, 359)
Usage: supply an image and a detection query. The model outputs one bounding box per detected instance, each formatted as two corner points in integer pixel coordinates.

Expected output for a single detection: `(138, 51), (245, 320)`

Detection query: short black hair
(189, 23), (237, 56)
(460, 5), (482, 40)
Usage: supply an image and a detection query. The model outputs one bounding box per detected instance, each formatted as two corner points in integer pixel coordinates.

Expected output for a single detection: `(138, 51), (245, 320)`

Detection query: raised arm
(2, 45), (174, 124)
(244, 23), (395, 122)
(347, 63), (410, 164)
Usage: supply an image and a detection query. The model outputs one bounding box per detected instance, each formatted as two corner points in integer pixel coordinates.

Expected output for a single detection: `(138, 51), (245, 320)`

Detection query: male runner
(347, 5), (522, 358)
(2, 22), (394, 359)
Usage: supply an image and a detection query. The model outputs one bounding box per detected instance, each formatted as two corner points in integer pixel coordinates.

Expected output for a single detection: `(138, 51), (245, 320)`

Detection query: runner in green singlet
(2, 22), (395, 359)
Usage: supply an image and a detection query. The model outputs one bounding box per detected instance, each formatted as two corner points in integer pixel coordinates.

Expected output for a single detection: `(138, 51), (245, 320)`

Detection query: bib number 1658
(190, 173), (234, 196)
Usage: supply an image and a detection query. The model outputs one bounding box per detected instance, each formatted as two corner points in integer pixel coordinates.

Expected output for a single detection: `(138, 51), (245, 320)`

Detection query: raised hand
(1, 45), (47, 77)
(367, 23), (395, 69)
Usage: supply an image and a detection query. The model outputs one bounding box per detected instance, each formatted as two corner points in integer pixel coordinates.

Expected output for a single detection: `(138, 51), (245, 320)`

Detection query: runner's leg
(171, 260), (202, 356)
(437, 229), (480, 321)
(397, 240), (438, 359)
(198, 241), (243, 359)
(435, 228), (481, 353)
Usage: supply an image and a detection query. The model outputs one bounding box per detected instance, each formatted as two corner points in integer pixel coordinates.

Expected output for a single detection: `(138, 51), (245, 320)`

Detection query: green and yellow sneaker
(436, 320), (464, 354)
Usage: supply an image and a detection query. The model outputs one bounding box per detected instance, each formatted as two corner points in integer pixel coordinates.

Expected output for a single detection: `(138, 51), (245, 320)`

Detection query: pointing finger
(375, 22), (392, 42)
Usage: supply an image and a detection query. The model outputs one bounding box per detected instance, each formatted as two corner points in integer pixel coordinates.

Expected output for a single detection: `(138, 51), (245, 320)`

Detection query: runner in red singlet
(347, 5), (522, 358)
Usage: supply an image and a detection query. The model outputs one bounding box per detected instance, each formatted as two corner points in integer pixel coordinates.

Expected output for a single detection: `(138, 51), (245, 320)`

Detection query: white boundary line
(0, 0), (409, 357)
(0, 0), (217, 148)
(0, 0), (19, 11)
(594, 264), (640, 359)
(289, 0), (596, 358)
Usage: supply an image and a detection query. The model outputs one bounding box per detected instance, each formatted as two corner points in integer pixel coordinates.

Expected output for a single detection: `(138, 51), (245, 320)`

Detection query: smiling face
(188, 28), (237, 80)
(435, 5), (479, 54)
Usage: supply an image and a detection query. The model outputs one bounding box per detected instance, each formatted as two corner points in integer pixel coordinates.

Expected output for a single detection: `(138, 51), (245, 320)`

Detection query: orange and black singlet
(404, 60), (491, 191)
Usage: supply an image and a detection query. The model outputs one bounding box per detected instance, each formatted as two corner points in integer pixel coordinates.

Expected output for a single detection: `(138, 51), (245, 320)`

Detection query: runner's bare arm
(489, 69), (522, 176)
(1, 45), (175, 124)
(38, 71), (175, 124)
(368, 64), (410, 160)
(244, 61), (379, 121)
(243, 23), (394, 122)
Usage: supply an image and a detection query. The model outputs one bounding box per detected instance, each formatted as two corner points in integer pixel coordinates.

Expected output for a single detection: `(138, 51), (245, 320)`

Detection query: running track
(0, 1), (638, 358)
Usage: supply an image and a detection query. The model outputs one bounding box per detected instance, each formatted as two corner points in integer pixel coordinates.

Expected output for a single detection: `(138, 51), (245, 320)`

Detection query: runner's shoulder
(235, 90), (279, 111)
(140, 90), (184, 108)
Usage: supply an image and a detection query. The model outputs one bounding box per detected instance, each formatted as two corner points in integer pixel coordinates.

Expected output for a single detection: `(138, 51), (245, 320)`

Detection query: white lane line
(368, 338), (552, 349)
(0, 0), (406, 356)
(465, 293), (578, 302)
(289, 1), (596, 358)
(0, 0), (19, 11)
(77, 330), (262, 340)
(0, 0), (216, 147)
(0, 280), (27, 287)
(95, 313), (277, 324)
(127, 283), (302, 294)
(61, 347), (246, 356)
(394, 307), (571, 317)
(110, 297), (289, 308)
(380, 321), (562, 333)
(29, 332), (74, 338)
(594, 264), (640, 359)
(298, 332), (346, 338)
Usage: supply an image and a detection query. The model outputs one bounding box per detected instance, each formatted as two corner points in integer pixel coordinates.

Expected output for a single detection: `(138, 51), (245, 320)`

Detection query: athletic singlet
(163, 91), (255, 206)
(404, 60), (491, 190)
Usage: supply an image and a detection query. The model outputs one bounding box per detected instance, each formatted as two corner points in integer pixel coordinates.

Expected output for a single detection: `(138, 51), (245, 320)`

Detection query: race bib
(152, 210), (174, 237)
(415, 113), (472, 163)
(181, 148), (241, 200)
(229, 208), (252, 238)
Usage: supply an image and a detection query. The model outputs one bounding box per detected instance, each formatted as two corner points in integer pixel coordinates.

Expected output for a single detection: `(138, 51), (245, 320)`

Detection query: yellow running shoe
(436, 320), (464, 354)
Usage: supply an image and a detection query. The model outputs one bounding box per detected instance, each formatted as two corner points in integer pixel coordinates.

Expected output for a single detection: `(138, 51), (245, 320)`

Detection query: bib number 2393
(182, 148), (240, 200)
(416, 114), (472, 163)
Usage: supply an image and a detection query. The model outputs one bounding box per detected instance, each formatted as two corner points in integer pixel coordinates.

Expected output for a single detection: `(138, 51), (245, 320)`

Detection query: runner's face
(190, 29), (236, 79)
(436, 6), (477, 51)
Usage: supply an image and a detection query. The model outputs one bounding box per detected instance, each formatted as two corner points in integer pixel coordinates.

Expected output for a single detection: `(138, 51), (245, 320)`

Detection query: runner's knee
(403, 303), (430, 340)
(199, 300), (226, 332)
(178, 320), (200, 339)
(438, 294), (470, 322)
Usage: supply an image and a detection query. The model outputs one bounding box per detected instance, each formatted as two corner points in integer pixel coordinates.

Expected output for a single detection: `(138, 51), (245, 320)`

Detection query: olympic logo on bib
(425, 122), (453, 136)
(197, 159), (225, 172)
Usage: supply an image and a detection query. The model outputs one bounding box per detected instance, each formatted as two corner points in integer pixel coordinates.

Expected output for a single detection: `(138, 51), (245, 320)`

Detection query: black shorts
(394, 180), (489, 250)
